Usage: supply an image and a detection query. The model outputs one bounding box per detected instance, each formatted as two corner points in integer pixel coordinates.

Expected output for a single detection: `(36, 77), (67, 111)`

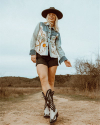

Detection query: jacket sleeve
(56, 33), (68, 64)
(29, 22), (40, 55)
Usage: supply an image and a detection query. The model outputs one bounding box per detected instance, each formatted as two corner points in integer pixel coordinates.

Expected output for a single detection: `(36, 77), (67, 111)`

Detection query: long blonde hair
(46, 13), (59, 32)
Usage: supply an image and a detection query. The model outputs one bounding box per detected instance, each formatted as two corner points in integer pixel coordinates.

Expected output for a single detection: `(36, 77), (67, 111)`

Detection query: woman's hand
(64, 60), (72, 67)
(31, 55), (36, 63)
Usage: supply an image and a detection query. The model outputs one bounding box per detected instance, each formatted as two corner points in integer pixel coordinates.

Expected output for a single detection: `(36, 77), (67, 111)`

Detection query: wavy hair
(46, 14), (59, 32)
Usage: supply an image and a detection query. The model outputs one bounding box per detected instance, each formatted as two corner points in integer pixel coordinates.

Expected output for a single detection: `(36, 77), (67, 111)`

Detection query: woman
(29, 7), (72, 124)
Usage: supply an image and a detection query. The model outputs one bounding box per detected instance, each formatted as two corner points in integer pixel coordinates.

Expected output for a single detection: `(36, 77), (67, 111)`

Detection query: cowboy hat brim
(41, 7), (63, 20)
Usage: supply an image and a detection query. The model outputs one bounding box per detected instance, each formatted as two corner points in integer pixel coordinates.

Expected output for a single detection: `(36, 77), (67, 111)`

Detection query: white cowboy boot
(46, 89), (58, 123)
(42, 91), (50, 118)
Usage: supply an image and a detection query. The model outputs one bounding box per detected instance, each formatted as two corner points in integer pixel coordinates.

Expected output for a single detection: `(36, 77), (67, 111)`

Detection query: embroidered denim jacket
(29, 22), (68, 64)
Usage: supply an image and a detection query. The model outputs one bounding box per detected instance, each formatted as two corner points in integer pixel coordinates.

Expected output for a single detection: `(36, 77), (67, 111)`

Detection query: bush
(74, 57), (100, 91)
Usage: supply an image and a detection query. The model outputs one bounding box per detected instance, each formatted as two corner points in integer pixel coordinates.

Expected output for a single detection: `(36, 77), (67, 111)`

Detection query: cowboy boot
(42, 90), (55, 118)
(42, 91), (50, 118)
(46, 89), (58, 123)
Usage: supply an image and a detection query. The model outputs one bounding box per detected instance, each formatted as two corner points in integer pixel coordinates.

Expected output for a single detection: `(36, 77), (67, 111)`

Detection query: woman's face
(48, 13), (56, 22)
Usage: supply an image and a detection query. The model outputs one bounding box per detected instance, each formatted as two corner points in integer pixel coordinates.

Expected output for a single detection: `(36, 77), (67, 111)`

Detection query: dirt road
(0, 91), (100, 125)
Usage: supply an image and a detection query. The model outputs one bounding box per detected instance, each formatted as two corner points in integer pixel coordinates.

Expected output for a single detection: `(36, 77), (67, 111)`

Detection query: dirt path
(0, 92), (100, 125)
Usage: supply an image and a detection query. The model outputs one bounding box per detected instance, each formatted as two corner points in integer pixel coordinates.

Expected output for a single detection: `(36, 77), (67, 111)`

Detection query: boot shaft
(42, 89), (58, 123)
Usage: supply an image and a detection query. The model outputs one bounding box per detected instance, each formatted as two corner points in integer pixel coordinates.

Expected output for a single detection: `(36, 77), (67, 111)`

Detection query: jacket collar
(45, 22), (55, 30)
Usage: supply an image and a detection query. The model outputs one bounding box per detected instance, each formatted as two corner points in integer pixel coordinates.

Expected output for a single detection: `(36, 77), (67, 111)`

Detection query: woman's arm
(56, 33), (67, 63)
(31, 55), (36, 63)
(29, 22), (40, 63)
(56, 33), (72, 67)
(29, 22), (40, 55)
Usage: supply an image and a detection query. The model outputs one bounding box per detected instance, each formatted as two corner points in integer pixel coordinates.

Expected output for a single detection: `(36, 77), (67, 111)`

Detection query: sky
(0, 0), (100, 78)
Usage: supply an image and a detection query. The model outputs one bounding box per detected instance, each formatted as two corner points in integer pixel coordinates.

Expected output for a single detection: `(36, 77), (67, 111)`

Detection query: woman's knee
(39, 74), (48, 83)
(49, 79), (54, 86)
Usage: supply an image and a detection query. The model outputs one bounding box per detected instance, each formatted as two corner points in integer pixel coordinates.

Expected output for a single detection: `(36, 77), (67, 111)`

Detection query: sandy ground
(0, 91), (100, 125)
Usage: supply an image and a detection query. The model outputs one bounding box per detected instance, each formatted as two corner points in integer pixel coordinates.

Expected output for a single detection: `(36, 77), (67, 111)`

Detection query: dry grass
(0, 87), (42, 98)
(0, 86), (100, 102)
(54, 87), (100, 101)
(0, 75), (100, 101)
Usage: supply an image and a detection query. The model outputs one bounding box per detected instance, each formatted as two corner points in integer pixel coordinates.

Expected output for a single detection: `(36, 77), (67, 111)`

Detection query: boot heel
(56, 112), (58, 117)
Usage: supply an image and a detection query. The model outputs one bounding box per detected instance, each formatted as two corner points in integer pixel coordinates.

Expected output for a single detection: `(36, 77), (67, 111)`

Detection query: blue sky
(0, 0), (99, 78)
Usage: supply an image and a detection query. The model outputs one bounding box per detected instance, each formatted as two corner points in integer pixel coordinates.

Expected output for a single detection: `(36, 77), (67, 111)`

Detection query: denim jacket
(29, 22), (68, 64)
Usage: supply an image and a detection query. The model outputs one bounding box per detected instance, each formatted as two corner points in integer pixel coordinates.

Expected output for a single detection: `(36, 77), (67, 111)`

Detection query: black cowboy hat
(41, 7), (63, 20)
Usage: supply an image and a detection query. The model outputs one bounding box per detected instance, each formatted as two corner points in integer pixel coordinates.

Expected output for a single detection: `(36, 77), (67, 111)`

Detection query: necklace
(47, 20), (54, 28)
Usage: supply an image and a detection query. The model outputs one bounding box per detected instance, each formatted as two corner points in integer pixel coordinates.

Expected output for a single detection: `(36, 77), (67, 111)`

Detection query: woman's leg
(48, 66), (58, 91)
(48, 66), (58, 123)
(36, 64), (51, 96)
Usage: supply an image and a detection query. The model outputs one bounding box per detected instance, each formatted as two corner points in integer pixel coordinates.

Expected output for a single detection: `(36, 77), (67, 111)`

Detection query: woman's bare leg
(36, 64), (51, 96)
(48, 66), (58, 91)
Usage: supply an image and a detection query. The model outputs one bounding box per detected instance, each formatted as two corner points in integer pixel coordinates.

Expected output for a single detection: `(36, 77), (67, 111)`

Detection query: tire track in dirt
(0, 92), (100, 125)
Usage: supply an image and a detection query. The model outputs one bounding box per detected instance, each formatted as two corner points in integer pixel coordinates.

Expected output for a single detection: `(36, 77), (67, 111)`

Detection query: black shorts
(36, 52), (59, 68)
